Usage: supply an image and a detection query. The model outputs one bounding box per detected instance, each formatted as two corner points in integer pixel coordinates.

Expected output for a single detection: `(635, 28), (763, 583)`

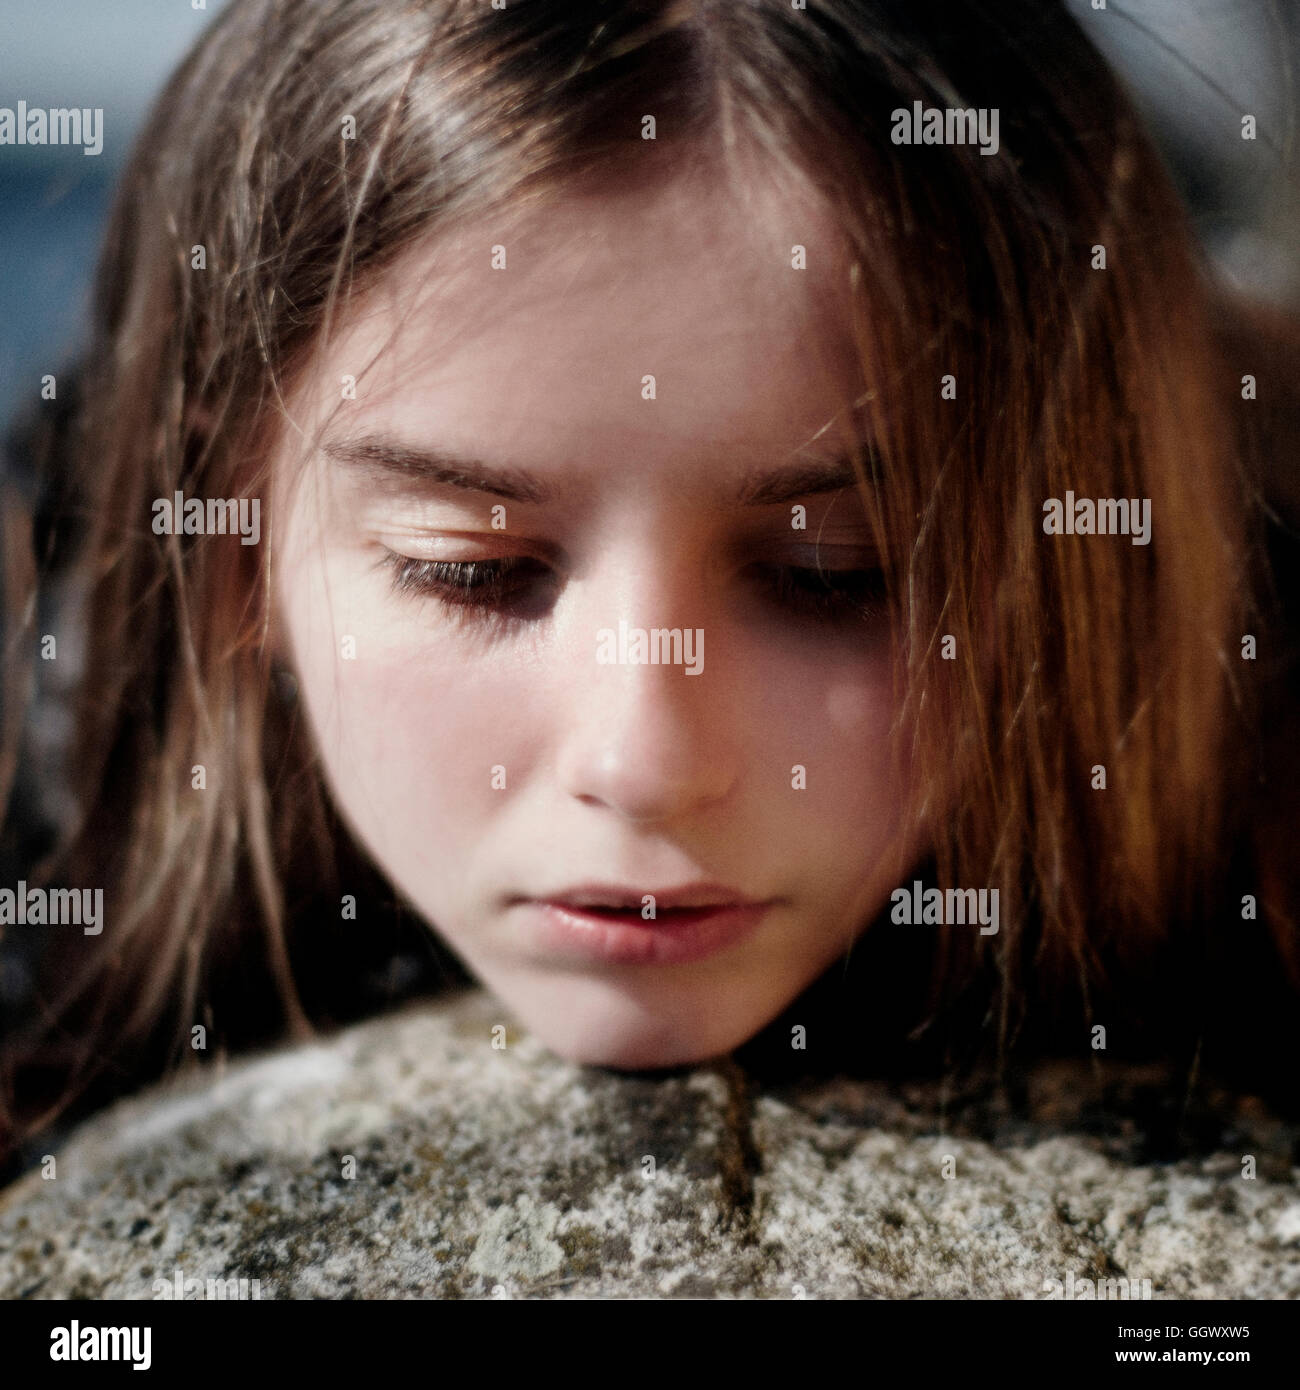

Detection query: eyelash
(750, 561), (888, 621)
(383, 555), (549, 607)
(381, 551), (887, 624)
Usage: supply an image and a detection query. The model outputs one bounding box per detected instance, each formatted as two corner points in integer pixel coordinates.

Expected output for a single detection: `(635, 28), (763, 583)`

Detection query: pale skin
(271, 163), (922, 1068)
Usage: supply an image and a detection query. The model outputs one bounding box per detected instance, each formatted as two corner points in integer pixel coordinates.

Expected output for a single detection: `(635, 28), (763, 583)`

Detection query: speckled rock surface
(1, 987), (1297, 1299)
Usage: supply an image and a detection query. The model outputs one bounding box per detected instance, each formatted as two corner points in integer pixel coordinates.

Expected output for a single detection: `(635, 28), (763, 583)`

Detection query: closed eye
(745, 562), (887, 622)
(379, 551), (888, 625)
(382, 554), (539, 600)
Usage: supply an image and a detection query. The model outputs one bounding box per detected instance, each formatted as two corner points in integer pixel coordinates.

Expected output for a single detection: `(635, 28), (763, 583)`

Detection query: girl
(2, 0), (1298, 1175)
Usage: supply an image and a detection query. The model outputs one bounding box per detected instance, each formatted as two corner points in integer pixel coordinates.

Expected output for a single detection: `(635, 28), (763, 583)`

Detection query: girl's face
(272, 170), (918, 1067)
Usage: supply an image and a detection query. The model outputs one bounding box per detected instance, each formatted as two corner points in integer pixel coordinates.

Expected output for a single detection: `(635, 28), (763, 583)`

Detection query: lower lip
(517, 901), (770, 966)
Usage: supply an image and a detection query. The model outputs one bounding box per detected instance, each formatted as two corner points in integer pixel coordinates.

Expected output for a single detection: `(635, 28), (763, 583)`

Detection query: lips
(541, 882), (762, 913)
(511, 882), (774, 965)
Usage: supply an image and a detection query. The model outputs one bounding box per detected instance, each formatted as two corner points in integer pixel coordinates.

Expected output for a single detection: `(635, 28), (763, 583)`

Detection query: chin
(548, 1032), (733, 1072)
(518, 987), (765, 1072)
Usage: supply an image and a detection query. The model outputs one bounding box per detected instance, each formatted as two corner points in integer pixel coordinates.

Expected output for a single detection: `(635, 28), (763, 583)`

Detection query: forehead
(292, 165), (868, 474)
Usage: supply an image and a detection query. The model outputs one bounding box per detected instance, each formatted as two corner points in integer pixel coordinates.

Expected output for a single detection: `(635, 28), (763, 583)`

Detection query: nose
(554, 566), (741, 826)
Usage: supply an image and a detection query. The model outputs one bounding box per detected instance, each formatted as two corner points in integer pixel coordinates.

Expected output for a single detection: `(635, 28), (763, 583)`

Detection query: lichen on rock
(0, 988), (1295, 1299)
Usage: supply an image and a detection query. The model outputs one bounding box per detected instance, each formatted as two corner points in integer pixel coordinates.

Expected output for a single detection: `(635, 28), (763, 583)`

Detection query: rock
(0, 987), (1295, 1299)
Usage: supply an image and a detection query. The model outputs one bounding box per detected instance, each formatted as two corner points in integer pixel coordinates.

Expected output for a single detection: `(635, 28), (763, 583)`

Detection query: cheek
(280, 557), (547, 860)
(826, 672), (905, 813)
(751, 655), (915, 937)
(824, 678), (883, 734)
(757, 643), (902, 824)
(822, 693), (903, 870)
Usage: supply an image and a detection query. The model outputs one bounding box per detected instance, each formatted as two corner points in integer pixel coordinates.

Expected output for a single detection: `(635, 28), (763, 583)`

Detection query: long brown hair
(2, 0), (1297, 1167)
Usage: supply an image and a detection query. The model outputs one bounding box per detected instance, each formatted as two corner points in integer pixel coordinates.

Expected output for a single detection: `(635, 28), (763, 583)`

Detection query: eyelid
(749, 541), (881, 570)
(778, 541), (879, 560)
(745, 511), (876, 541)
(374, 529), (560, 564)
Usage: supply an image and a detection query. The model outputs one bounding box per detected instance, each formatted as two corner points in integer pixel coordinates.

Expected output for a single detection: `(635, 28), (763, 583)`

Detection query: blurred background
(0, 2), (231, 426)
(0, 0), (1297, 426)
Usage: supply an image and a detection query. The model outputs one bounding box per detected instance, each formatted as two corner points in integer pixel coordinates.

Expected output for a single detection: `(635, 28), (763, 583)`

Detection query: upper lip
(538, 882), (763, 911)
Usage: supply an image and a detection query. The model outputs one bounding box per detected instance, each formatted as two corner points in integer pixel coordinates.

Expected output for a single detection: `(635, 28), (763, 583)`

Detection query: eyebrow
(322, 435), (549, 504)
(322, 433), (866, 506)
(735, 458), (862, 505)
